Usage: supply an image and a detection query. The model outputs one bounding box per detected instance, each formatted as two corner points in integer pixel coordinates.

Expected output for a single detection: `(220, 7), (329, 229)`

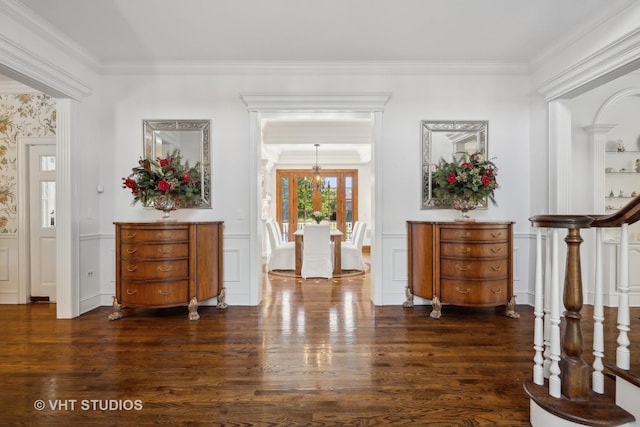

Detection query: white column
(548, 101), (573, 214)
(55, 98), (79, 319)
(584, 125), (616, 214)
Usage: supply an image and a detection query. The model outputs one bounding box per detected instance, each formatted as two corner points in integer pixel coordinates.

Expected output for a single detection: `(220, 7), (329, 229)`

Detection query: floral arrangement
(310, 211), (325, 224)
(122, 149), (201, 208)
(432, 152), (499, 206)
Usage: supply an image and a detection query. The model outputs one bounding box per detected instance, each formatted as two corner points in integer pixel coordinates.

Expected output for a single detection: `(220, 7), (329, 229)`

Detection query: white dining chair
(341, 222), (367, 271)
(301, 223), (333, 279)
(349, 221), (362, 244)
(265, 220), (295, 271)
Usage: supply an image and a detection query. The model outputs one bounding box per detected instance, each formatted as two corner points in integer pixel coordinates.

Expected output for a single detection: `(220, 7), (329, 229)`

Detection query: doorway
(18, 137), (57, 304)
(276, 169), (358, 242)
(28, 143), (57, 301)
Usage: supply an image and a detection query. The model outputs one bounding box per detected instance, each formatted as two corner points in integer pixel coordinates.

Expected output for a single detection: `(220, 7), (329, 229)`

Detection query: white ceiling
(5, 0), (638, 164)
(14, 0), (635, 65)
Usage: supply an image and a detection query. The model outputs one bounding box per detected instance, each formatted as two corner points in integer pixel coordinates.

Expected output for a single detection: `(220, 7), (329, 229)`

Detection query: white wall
(98, 72), (534, 307)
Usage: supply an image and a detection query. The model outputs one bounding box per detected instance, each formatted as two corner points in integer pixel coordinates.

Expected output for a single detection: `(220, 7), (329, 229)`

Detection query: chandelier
(312, 143), (323, 191)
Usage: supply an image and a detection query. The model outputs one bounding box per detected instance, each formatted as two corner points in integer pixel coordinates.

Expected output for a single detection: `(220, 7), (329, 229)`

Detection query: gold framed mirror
(421, 120), (488, 209)
(143, 119), (211, 208)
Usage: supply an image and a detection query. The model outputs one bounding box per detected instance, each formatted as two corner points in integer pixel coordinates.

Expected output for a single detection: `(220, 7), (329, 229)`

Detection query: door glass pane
(345, 176), (353, 239)
(40, 155), (56, 171)
(40, 181), (56, 228)
(322, 176), (337, 229)
(297, 176), (313, 226)
(280, 176), (289, 239)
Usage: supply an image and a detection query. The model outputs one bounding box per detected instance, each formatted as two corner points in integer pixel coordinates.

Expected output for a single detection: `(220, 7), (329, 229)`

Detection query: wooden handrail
(591, 194), (640, 227)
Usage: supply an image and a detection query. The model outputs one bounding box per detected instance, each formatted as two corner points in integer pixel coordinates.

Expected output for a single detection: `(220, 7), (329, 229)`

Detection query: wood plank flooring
(0, 270), (638, 426)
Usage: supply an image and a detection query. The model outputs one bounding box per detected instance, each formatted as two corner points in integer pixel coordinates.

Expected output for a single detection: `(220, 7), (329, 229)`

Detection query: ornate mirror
(421, 120), (488, 209)
(143, 119), (211, 208)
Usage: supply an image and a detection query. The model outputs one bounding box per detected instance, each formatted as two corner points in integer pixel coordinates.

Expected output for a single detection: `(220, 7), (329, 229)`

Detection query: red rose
(461, 162), (471, 168)
(158, 180), (171, 192)
(487, 168), (494, 176)
(123, 178), (136, 189)
(446, 174), (457, 184)
(182, 173), (191, 182)
(159, 158), (170, 167)
(482, 175), (491, 186)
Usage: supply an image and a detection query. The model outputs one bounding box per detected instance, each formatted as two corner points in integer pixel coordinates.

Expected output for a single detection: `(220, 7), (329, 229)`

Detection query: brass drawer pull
(157, 265), (173, 272)
(126, 266), (138, 272)
(490, 247), (502, 254)
(455, 265), (471, 271)
(126, 248), (138, 254)
(158, 289), (173, 296)
(126, 289), (137, 295)
(158, 232), (175, 240)
(491, 232), (502, 238)
(490, 265), (502, 271)
(157, 247), (172, 255)
(454, 231), (471, 239)
(456, 287), (471, 294)
(457, 247), (471, 255)
(491, 288), (502, 294)
(126, 233), (137, 239)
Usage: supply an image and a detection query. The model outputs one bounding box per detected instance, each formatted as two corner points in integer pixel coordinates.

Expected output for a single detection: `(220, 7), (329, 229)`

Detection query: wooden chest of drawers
(110, 221), (225, 320)
(406, 221), (518, 318)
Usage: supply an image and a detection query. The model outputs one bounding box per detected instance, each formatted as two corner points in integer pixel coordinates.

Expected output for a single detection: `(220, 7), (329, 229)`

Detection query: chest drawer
(119, 228), (189, 243)
(121, 243), (189, 259)
(440, 279), (509, 306)
(440, 242), (509, 258)
(120, 281), (189, 306)
(121, 259), (189, 280)
(440, 227), (509, 243)
(440, 258), (509, 279)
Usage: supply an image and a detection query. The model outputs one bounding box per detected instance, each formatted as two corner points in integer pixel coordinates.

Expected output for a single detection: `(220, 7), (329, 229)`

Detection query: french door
(276, 169), (358, 242)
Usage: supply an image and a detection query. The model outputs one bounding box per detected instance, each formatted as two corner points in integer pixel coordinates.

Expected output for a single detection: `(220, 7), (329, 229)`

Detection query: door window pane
(40, 181), (56, 228)
(40, 155), (56, 171)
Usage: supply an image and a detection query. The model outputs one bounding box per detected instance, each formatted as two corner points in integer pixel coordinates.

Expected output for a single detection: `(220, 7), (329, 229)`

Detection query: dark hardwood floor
(0, 268), (637, 426)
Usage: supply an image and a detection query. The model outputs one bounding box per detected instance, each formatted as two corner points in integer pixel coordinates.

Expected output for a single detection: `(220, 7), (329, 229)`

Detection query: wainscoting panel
(0, 247), (8, 281)
(0, 235), (18, 303)
(382, 233), (409, 306)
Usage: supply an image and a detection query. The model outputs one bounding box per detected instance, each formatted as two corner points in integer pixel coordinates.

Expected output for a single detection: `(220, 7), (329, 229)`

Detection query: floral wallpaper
(0, 93), (56, 233)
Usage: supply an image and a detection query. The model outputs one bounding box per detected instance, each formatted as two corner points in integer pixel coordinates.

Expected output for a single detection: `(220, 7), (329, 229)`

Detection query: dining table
(293, 228), (343, 276)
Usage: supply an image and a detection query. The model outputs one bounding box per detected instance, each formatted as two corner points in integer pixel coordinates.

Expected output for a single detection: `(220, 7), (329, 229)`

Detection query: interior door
(29, 144), (56, 301)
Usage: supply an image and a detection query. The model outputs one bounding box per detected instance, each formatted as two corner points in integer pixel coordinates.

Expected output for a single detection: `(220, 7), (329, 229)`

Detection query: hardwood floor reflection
(0, 268), (637, 426)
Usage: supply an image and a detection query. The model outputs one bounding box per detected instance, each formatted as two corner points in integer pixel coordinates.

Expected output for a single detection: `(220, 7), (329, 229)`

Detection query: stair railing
(529, 194), (640, 400)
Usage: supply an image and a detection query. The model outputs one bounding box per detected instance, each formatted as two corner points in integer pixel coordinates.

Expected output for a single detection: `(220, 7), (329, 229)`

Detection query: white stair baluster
(549, 228), (562, 398)
(592, 227), (604, 393)
(533, 228), (545, 385)
(617, 223), (631, 370)
(543, 229), (552, 378)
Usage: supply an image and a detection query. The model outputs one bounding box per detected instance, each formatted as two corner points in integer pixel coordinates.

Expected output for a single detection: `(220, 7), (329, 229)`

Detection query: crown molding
(0, 0), (93, 99)
(0, 34), (91, 100)
(100, 60), (528, 76)
(536, 26), (640, 101)
(1, 0), (100, 71)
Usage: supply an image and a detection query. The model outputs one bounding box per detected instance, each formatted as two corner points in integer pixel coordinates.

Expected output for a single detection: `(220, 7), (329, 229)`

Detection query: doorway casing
(242, 93), (390, 305)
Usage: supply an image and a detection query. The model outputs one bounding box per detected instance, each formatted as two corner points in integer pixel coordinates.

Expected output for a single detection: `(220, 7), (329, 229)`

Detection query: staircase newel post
(560, 227), (590, 400)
